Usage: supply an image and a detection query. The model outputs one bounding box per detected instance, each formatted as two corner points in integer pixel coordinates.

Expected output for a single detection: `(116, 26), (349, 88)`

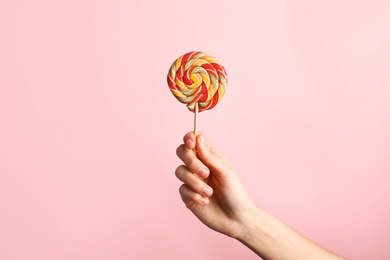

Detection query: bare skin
(176, 132), (347, 260)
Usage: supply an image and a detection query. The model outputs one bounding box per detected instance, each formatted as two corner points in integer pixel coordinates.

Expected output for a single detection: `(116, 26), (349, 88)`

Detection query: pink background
(1, 0), (390, 259)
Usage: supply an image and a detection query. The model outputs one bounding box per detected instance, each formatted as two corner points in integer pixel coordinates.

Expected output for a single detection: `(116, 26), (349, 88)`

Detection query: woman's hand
(175, 132), (347, 260)
(175, 132), (256, 239)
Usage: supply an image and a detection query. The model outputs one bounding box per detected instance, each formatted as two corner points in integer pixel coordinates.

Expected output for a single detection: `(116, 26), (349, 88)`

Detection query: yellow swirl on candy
(167, 51), (228, 112)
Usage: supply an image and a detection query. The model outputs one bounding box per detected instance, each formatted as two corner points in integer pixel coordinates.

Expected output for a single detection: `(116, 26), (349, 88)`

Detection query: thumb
(196, 134), (231, 177)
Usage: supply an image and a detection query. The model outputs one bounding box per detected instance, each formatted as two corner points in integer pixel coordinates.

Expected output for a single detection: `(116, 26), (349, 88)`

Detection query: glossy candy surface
(167, 51), (228, 112)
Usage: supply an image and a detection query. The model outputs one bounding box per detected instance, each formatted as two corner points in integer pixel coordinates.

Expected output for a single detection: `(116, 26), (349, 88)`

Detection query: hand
(175, 132), (257, 238)
(175, 132), (347, 260)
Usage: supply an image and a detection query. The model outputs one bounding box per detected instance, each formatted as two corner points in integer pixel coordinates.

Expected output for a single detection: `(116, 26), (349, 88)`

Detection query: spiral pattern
(167, 51), (228, 112)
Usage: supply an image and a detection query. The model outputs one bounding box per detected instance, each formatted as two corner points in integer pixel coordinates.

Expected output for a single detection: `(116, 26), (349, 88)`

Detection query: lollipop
(167, 51), (228, 135)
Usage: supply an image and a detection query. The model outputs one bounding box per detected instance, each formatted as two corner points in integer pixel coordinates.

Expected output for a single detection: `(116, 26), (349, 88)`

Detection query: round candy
(167, 51), (228, 113)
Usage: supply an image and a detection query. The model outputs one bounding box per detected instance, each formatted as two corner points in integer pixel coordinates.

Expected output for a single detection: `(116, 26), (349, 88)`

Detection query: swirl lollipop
(167, 51), (228, 135)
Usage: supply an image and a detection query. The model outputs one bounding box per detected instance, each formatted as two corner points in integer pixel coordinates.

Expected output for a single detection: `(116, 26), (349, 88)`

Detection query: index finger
(176, 144), (210, 179)
(183, 131), (202, 150)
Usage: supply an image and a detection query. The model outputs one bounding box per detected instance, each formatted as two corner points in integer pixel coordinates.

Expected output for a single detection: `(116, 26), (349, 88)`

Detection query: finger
(196, 134), (233, 178)
(179, 184), (209, 207)
(175, 165), (213, 197)
(176, 144), (210, 179)
(182, 131), (197, 150)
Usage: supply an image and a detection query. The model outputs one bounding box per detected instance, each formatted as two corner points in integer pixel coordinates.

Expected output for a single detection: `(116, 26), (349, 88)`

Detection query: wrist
(235, 206), (270, 242)
(235, 207), (292, 260)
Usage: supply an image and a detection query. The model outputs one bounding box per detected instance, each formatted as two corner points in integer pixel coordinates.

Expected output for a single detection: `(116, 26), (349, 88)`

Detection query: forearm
(236, 207), (347, 260)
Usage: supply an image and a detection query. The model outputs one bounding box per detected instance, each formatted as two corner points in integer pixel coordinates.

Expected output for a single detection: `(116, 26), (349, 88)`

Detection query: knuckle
(175, 166), (181, 178)
(176, 144), (185, 157)
(184, 155), (198, 171)
(209, 146), (221, 159)
(185, 200), (194, 209)
(186, 160), (196, 172)
(179, 184), (186, 194)
(175, 165), (188, 179)
(203, 148), (219, 165)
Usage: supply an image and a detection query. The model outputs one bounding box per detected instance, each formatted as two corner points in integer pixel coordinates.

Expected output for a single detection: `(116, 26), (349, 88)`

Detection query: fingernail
(185, 138), (193, 148)
(200, 135), (206, 146)
(201, 197), (209, 205)
(198, 168), (209, 178)
(202, 186), (213, 197)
